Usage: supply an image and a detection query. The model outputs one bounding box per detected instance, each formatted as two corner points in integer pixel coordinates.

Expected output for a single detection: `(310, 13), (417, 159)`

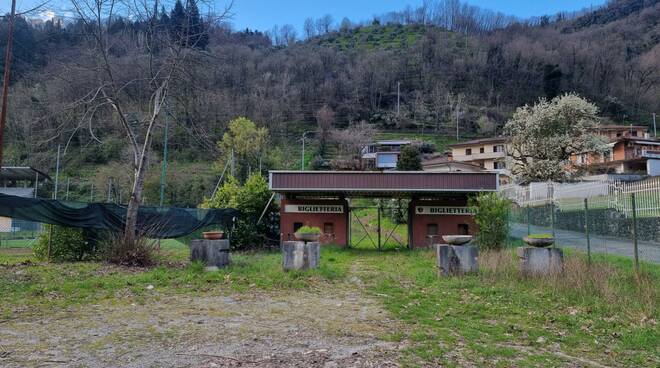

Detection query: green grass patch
(1, 241), (657, 366)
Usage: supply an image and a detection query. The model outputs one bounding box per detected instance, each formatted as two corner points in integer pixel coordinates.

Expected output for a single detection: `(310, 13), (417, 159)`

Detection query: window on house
(616, 132), (622, 137)
(458, 224), (469, 235)
(632, 131), (638, 137)
(293, 222), (303, 232)
(323, 222), (334, 234)
(427, 224), (438, 236)
(465, 148), (472, 155)
(494, 161), (506, 169)
(480, 147), (485, 154)
(493, 145), (504, 153)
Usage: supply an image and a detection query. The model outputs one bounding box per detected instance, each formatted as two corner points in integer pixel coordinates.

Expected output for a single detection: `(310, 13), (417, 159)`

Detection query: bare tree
(316, 14), (333, 34)
(68, 0), (231, 257)
(315, 104), (334, 155)
(279, 24), (297, 46)
(303, 17), (316, 39)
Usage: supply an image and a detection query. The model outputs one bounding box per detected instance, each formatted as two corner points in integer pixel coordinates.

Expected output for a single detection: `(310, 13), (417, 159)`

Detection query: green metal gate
(348, 204), (408, 250)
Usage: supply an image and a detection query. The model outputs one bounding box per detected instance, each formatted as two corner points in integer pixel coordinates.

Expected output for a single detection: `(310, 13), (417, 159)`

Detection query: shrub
(527, 233), (553, 239)
(396, 145), (422, 171)
(469, 193), (510, 250)
(33, 225), (99, 262)
(296, 226), (321, 234)
(202, 173), (278, 249)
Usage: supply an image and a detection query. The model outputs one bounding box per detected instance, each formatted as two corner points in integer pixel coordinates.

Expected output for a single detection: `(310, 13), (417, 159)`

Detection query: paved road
(510, 223), (660, 263)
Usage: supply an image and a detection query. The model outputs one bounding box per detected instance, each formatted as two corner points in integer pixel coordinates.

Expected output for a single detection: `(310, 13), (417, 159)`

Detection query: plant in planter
(203, 230), (225, 240)
(523, 233), (555, 247)
(294, 226), (322, 242)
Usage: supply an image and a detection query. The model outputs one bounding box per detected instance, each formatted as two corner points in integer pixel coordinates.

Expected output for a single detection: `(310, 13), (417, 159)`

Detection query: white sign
(415, 206), (473, 215)
(285, 204), (344, 214)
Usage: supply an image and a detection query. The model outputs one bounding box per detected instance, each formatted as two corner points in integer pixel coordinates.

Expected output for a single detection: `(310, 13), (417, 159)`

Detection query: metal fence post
(377, 204), (382, 250)
(550, 201), (555, 238)
(631, 193), (639, 275)
(527, 205), (531, 235)
(584, 198), (591, 265)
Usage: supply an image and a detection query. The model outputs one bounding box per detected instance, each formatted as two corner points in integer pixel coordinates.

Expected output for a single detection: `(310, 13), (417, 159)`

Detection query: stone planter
(517, 247), (563, 276)
(442, 235), (473, 246)
(294, 232), (321, 242)
(282, 241), (320, 271)
(523, 236), (554, 248)
(434, 243), (478, 275)
(190, 239), (230, 271)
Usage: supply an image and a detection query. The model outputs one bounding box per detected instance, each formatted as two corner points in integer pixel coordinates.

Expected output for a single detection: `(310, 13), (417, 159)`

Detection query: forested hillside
(0, 0), (658, 205)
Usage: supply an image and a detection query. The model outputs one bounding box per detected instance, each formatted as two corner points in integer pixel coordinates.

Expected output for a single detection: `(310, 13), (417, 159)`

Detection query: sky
(5, 0), (607, 32)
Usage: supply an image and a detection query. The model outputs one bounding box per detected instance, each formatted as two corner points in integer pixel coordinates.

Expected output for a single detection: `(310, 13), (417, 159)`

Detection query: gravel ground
(0, 287), (407, 368)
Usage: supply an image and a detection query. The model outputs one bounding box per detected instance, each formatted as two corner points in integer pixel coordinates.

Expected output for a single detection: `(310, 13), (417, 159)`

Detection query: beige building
(448, 137), (508, 171)
(591, 125), (649, 141)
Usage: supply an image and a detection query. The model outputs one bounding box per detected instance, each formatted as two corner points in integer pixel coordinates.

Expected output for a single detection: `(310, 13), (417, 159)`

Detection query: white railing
(501, 177), (660, 218)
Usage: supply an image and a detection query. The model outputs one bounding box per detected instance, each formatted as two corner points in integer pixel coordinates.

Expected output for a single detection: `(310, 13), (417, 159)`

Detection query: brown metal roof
(269, 171), (497, 197)
(0, 167), (51, 181)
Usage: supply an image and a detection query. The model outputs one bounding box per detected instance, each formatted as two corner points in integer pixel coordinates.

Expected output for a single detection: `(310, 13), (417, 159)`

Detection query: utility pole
(653, 113), (657, 137)
(0, 0), (17, 167)
(159, 107), (169, 207)
(301, 133), (306, 171)
(396, 82), (401, 117)
(455, 107), (459, 140)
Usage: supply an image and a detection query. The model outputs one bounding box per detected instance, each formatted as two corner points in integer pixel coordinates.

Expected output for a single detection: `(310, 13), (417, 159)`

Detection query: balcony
(452, 151), (506, 162)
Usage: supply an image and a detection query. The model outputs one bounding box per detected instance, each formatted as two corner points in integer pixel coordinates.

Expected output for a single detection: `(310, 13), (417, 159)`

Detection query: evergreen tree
(169, 0), (186, 44)
(185, 0), (208, 49)
(396, 145), (423, 171)
(159, 6), (170, 26)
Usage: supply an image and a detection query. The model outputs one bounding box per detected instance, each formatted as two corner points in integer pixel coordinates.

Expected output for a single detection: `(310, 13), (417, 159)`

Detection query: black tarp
(0, 194), (238, 238)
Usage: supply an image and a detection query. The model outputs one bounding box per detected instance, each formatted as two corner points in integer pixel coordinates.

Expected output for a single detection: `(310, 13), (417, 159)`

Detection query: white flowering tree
(504, 93), (607, 183)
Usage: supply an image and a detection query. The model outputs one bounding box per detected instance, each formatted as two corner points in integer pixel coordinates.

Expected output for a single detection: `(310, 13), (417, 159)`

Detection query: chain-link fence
(0, 217), (43, 248)
(506, 180), (660, 273)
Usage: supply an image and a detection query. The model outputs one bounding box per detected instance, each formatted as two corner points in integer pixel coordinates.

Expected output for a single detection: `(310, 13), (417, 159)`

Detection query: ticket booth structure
(269, 171), (498, 248)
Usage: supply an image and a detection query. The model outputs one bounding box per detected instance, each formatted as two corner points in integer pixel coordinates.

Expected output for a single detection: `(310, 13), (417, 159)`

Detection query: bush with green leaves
(202, 173), (278, 249)
(469, 193), (510, 250)
(33, 225), (101, 262)
(396, 145), (422, 171)
(295, 226), (321, 234)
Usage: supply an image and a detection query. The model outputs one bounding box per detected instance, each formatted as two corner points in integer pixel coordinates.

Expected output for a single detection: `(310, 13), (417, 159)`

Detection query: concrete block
(453, 245), (479, 273)
(282, 241), (320, 271)
(434, 244), (478, 276)
(518, 247), (563, 276)
(190, 239), (230, 269)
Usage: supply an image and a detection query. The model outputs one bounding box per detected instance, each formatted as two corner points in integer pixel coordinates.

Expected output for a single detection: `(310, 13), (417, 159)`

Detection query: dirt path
(0, 287), (406, 367)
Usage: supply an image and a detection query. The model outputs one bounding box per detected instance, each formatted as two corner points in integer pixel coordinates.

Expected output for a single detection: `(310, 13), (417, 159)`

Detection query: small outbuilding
(269, 171), (498, 248)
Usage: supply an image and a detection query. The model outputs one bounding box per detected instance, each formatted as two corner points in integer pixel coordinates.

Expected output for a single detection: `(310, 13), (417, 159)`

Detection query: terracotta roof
(422, 155), (452, 165)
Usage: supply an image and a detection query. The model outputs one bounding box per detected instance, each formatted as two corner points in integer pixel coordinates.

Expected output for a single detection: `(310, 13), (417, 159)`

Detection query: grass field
(1, 240), (657, 367)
